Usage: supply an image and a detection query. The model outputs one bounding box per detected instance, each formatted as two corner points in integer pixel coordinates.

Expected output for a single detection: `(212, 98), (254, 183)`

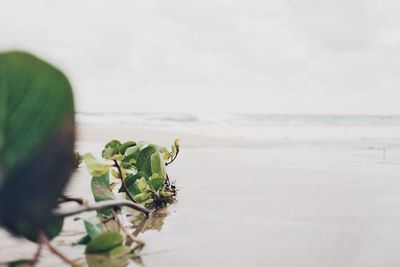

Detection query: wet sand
(1, 127), (400, 266)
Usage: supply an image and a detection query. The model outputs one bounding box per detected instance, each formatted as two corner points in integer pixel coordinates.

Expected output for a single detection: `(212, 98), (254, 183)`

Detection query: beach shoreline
(1, 126), (400, 266)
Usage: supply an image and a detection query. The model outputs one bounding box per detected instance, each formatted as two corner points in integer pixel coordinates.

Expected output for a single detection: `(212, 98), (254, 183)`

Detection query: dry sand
(1, 126), (400, 266)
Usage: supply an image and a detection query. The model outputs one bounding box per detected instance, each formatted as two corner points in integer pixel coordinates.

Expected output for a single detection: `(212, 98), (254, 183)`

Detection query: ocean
(76, 112), (400, 143)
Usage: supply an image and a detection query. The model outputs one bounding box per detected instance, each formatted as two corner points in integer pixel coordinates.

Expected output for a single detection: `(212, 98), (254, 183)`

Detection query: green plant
(0, 51), (76, 266)
(73, 138), (181, 263)
(0, 50), (181, 266)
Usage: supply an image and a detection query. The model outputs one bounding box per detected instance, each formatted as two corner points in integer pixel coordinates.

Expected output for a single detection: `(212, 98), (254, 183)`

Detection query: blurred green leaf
(84, 217), (104, 239)
(85, 231), (124, 254)
(44, 218), (64, 240)
(0, 51), (74, 176)
(6, 259), (32, 267)
(83, 153), (110, 177)
(76, 234), (91, 245)
(24, 218), (64, 243)
(110, 169), (120, 179)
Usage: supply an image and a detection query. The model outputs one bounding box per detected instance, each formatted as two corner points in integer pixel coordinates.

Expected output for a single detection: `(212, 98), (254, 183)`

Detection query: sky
(0, 0), (400, 114)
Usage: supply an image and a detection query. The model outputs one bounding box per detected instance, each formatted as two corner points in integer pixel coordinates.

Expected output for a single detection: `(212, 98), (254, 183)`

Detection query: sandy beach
(1, 126), (400, 267)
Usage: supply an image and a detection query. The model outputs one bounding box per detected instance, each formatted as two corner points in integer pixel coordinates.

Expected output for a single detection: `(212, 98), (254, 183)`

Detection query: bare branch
(52, 200), (150, 218)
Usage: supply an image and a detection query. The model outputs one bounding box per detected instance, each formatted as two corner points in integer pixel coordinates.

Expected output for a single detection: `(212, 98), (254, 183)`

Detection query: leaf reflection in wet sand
(85, 207), (171, 267)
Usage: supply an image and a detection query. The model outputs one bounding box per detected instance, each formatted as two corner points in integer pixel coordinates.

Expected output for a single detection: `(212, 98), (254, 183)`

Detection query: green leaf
(160, 190), (174, 198)
(136, 177), (148, 192)
(125, 172), (149, 188)
(151, 152), (166, 178)
(109, 154), (124, 161)
(133, 192), (152, 204)
(126, 177), (148, 197)
(24, 218), (64, 243)
(91, 174), (115, 216)
(0, 51), (74, 177)
(91, 174), (115, 202)
(123, 146), (140, 159)
(76, 234), (91, 245)
(84, 216), (104, 239)
(136, 145), (157, 176)
(120, 161), (132, 169)
(102, 140), (122, 159)
(6, 259), (32, 267)
(119, 141), (136, 155)
(44, 218), (64, 240)
(148, 178), (164, 192)
(126, 183), (141, 196)
(0, 52), (75, 238)
(85, 231), (124, 254)
(83, 153), (110, 177)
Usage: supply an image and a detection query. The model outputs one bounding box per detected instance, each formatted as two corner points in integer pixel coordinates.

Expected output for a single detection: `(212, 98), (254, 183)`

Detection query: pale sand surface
(1, 126), (400, 266)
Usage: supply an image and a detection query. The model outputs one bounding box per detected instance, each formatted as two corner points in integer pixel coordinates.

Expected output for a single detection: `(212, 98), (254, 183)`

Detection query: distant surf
(76, 112), (400, 142)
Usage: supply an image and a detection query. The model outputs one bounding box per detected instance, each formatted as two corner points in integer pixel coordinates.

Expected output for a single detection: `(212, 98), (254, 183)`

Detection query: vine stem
(112, 210), (144, 248)
(113, 160), (137, 203)
(58, 195), (86, 205)
(52, 199), (150, 218)
(38, 232), (78, 267)
(29, 239), (43, 267)
(166, 148), (179, 166)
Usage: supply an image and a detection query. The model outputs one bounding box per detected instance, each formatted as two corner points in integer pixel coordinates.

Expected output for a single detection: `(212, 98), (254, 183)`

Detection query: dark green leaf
(119, 171), (149, 193)
(120, 161), (132, 169)
(76, 234), (91, 245)
(126, 176), (149, 197)
(125, 172), (149, 188)
(44, 218), (64, 240)
(0, 51), (74, 176)
(136, 145), (157, 176)
(6, 259), (32, 267)
(24, 219), (64, 242)
(148, 178), (164, 192)
(119, 141), (136, 155)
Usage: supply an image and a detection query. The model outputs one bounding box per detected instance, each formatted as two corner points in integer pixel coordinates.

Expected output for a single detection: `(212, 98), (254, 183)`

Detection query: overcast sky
(1, 0), (399, 114)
